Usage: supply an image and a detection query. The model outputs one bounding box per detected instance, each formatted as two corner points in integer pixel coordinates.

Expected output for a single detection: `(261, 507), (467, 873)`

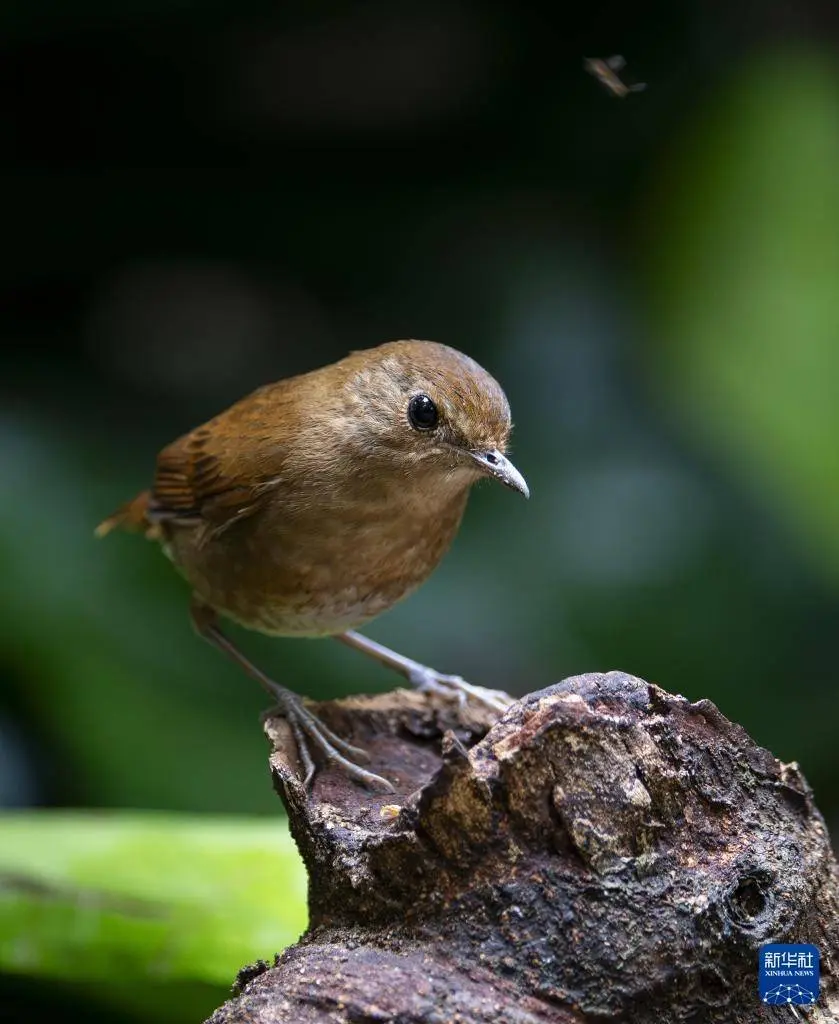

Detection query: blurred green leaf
(647, 47), (839, 580)
(0, 811), (307, 992)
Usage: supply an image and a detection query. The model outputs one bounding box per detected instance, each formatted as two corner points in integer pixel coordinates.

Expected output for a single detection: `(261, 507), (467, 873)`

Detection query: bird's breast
(166, 486), (471, 637)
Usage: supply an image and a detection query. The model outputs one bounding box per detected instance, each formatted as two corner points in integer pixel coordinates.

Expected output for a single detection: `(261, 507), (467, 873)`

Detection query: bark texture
(207, 672), (839, 1023)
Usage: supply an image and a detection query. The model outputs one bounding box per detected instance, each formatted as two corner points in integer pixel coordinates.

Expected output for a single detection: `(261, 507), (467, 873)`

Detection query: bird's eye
(407, 393), (439, 431)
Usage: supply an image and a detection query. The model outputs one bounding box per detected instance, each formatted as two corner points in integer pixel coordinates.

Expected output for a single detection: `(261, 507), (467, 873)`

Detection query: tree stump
(206, 672), (839, 1023)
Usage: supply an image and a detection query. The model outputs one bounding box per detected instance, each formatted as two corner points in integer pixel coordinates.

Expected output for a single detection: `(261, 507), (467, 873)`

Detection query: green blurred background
(3, 0), (839, 1019)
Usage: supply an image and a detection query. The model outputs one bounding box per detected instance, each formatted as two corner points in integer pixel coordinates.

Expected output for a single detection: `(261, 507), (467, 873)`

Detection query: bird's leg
(190, 601), (395, 793)
(335, 630), (513, 714)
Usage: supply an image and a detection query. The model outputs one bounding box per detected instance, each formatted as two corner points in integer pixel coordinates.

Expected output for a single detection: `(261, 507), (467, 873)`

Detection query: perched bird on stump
(97, 340), (529, 790)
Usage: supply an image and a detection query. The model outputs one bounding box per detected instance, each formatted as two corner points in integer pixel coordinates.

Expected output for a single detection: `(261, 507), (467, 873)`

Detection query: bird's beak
(469, 449), (530, 499)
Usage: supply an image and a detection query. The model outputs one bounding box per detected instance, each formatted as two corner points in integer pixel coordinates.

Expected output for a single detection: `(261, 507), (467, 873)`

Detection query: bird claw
(410, 670), (467, 706)
(408, 667), (514, 714)
(266, 689), (395, 793)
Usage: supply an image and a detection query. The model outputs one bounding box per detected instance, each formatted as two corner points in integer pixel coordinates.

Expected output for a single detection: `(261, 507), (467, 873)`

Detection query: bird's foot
(407, 665), (514, 714)
(264, 685), (395, 793)
(336, 631), (514, 716)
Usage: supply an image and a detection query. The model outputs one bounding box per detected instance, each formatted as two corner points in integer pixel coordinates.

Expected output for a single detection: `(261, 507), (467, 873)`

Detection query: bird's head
(336, 340), (529, 499)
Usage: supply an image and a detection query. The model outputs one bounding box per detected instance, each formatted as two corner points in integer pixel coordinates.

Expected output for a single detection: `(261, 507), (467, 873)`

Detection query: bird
(96, 339), (529, 790)
(584, 55), (646, 98)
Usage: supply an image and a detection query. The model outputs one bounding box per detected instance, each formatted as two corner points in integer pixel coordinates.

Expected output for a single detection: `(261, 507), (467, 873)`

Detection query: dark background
(3, 0), (839, 1018)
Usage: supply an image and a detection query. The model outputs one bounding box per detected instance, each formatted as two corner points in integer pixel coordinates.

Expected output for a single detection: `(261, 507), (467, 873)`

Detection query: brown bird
(97, 340), (529, 790)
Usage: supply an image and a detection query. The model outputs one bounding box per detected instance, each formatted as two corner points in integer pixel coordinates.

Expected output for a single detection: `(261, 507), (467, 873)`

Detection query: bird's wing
(151, 383), (292, 534)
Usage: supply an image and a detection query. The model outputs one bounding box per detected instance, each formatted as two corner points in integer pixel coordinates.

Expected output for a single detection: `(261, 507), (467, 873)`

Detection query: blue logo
(759, 944), (819, 1006)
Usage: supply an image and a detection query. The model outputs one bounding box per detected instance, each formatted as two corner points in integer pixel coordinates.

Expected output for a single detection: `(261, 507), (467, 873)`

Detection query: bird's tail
(95, 489), (160, 540)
